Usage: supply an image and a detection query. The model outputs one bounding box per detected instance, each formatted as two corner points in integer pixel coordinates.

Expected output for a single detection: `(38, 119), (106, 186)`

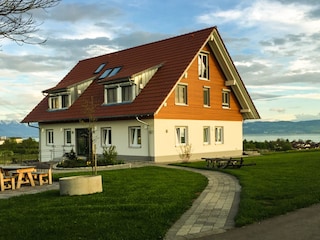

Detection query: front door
(76, 128), (90, 157)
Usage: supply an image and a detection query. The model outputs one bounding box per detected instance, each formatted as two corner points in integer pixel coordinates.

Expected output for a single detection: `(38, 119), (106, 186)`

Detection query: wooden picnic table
(1, 166), (36, 189)
(202, 157), (253, 169)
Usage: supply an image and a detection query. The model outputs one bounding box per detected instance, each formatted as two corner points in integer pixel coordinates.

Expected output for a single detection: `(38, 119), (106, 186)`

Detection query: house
(22, 26), (260, 163)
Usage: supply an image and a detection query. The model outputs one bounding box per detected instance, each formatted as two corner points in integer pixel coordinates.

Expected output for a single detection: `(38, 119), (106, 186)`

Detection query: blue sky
(1, 0), (320, 122)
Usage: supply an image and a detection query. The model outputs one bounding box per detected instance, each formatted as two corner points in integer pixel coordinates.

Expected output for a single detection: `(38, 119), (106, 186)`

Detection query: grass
(174, 150), (320, 226)
(0, 166), (207, 240)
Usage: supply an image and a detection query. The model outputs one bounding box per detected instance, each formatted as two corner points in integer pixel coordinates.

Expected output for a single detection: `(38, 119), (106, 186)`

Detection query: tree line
(243, 138), (319, 151)
(0, 138), (38, 155)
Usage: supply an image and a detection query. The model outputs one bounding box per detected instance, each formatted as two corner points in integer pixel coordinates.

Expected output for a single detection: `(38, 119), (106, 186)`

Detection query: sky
(1, 0), (320, 122)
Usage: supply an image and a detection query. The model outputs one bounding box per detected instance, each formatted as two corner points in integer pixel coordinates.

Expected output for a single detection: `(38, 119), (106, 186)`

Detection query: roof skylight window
(99, 69), (113, 79)
(94, 63), (106, 74)
(108, 67), (121, 77)
(98, 66), (122, 79)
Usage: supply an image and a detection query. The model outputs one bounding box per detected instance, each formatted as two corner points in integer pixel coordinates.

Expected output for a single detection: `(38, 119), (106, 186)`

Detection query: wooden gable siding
(156, 44), (243, 121)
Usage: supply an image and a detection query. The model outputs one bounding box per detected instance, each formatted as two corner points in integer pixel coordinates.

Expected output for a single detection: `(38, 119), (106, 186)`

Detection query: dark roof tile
(22, 27), (216, 123)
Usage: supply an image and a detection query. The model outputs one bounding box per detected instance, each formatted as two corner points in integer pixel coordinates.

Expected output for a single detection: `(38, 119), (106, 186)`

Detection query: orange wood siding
(156, 44), (243, 121)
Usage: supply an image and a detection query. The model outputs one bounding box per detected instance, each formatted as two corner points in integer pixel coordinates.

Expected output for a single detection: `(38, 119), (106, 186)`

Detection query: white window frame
(104, 83), (136, 104)
(64, 129), (72, 145)
(215, 126), (224, 144)
(222, 90), (230, 108)
(49, 96), (59, 109)
(121, 85), (133, 102)
(175, 126), (188, 146)
(198, 52), (209, 79)
(203, 126), (210, 145)
(61, 94), (70, 109)
(48, 93), (70, 110)
(46, 129), (54, 145)
(101, 127), (112, 146)
(129, 126), (141, 148)
(105, 86), (118, 104)
(175, 84), (188, 105)
(203, 87), (210, 107)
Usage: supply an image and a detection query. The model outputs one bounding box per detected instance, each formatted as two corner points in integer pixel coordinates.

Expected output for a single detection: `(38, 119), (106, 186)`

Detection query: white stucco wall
(39, 120), (154, 162)
(39, 119), (242, 163)
(153, 119), (243, 162)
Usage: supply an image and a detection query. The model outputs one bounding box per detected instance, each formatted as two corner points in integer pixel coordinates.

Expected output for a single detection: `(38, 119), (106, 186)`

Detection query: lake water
(243, 133), (320, 142)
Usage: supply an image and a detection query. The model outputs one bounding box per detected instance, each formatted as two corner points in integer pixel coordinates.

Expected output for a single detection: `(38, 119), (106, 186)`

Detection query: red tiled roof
(22, 27), (216, 123)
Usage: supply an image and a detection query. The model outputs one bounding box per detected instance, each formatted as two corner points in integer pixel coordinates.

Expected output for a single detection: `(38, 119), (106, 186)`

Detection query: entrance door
(76, 128), (90, 157)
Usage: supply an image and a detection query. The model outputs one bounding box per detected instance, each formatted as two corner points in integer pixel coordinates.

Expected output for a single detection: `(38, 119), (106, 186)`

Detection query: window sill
(47, 107), (69, 112)
(103, 101), (132, 106)
(175, 103), (188, 106)
(199, 77), (210, 81)
(129, 145), (141, 148)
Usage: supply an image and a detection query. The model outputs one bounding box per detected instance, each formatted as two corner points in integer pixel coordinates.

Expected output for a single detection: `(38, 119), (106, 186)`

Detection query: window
(215, 127), (224, 144)
(99, 69), (113, 79)
(129, 127), (141, 147)
(48, 93), (70, 110)
(94, 63), (106, 74)
(104, 83), (136, 105)
(64, 129), (72, 145)
(222, 90), (230, 108)
(61, 94), (69, 108)
(108, 67), (121, 77)
(122, 85), (133, 102)
(101, 127), (112, 146)
(203, 87), (210, 107)
(175, 84), (188, 105)
(46, 129), (54, 145)
(203, 127), (210, 144)
(50, 97), (59, 109)
(106, 87), (118, 104)
(176, 126), (188, 145)
(99, 67), (122, 79)
(198, 52), (209, 79)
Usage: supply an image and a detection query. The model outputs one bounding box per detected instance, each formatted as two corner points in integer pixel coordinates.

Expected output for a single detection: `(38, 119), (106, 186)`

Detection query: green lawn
(175, 150), (320, 226)
(0, 166), (207, 240)
(2, 151), (320, 239)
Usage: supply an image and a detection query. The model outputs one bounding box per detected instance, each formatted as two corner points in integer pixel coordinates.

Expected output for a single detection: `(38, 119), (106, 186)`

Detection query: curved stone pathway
(164, 167), (241, 239)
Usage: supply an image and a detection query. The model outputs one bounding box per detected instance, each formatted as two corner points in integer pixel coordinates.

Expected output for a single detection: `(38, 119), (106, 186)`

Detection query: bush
(57, 149), (88, 168)
(98, 145), (119, 166)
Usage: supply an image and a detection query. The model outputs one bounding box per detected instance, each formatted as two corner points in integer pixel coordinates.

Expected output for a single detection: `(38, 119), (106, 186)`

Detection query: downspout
(136, 116), (151, 161)
(27, 123), (41, 162)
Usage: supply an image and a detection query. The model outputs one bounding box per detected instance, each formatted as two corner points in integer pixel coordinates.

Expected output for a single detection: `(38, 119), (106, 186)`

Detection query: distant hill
(243, 120), (320, 135)
(1, 119), (320, 139)
(0, 120), (38, 138)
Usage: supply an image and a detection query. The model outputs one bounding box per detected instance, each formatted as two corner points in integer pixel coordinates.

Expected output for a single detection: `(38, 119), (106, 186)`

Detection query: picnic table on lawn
(1, 166), (36, 189)
(202, 157), (256, 169)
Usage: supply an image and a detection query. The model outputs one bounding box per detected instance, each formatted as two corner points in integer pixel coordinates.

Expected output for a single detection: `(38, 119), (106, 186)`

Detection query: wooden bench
(0, 168), (15, 191)
(202, 157), (252, 169)
(31, 163), (52, 186)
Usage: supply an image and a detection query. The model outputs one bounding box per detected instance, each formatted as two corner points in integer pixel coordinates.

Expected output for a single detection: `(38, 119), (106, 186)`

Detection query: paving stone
(164, 166), (240, 240)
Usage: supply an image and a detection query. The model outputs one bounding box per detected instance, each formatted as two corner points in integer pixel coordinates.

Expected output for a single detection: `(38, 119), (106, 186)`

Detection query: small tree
(179, 144), (192, 163)
(81, 96), (99, 174)
(0, 0), (60, 45)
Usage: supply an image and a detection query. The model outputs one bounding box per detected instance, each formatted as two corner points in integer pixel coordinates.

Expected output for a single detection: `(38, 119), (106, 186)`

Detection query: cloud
(198, 0), (320, 33)
(1, 0), (320, 122)
(270, 108), (286, 113)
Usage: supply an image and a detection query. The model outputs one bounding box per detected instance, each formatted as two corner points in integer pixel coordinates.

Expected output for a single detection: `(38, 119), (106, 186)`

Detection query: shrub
(98, 145), (118, 166)
(57, 149), (88, 168)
